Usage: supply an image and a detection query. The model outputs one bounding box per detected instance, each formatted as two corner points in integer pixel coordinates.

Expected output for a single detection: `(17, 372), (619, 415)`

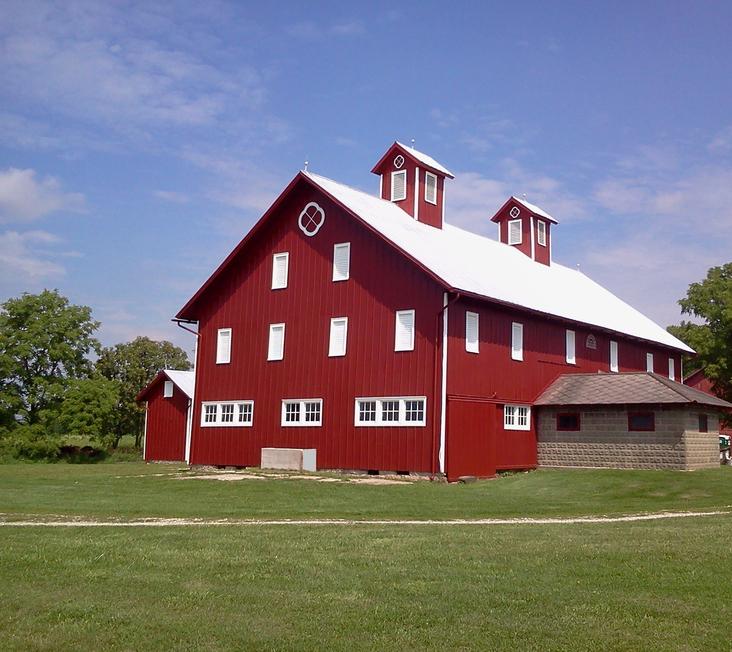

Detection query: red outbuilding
(171, 141), (698, 480)
(136, 370), (194, 462)
(684, 368), (732, 436)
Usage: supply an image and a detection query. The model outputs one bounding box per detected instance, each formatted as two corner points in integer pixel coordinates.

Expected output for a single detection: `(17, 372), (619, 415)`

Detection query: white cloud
(0, 230), (66, 280)
(154, 190), (190, 204)
(0, 168), (86, 223)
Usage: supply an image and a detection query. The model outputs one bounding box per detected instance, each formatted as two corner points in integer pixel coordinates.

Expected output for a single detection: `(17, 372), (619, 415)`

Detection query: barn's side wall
(144, 381), (189, 462)
(537, 406), (719, 470)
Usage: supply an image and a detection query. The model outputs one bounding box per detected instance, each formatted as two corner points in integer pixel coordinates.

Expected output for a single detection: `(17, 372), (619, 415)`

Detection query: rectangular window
(424, 171), (437, 204)
(395, 309), (415, 352)
(508, 219), (522, 245)
(354, 396), (427, 427)
(610, 340), (618, 373)
(391, 170), (407, 201)
(537, 220), (547, 247)
(668, 357), (675, 381)
(163, 380), (173, 398)
(628, 411), (655, 432)
(557, 413), (580, 431)
(328, 317), (348, 357)
(511, 322), (524, 361)
(201, 401), (254, 427)
(332, 242), (351, 281)
(566, 329), (576, 364)
(281, 399), (323, 427)
(698, 414), (708, 433)
(504, 404), (531, 431)
(646, 353), (654, 373)
(268, 323), (285, 361)
(465, 311), (479, 354)
(216, 328), (232, 364)
(271, 252), (289, 290)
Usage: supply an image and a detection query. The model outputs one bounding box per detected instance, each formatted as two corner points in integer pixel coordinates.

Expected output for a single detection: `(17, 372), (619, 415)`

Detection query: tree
(0, 290), (101, 425)
(668, 262), (732, 403)
(55, 377), (120, 447)
(96, 337), (191, 447)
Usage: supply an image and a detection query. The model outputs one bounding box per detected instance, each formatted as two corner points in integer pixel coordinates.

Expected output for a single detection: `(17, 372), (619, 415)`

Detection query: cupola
(490, 196), (558, 266)
(371, 141), (454, 229)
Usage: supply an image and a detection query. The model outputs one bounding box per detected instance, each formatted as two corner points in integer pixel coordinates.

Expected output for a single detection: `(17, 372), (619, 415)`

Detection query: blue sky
(1, 1), (731, 360)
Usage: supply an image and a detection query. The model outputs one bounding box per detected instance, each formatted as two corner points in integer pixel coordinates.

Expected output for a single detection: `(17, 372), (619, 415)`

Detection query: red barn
(173, 141), (696, 480)
(684, 368), (732, 436)
(136, 370), (194, 462)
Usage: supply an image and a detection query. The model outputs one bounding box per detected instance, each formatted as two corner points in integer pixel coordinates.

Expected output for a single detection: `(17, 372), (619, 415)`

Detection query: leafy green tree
(56, 377), (121, 447)
(96, 337), (191, 447)
(668, 262), (732, 403)
(0, 290), (101, 425)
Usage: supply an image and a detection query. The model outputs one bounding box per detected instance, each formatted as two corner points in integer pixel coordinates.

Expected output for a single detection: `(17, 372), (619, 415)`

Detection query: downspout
(173, 318), (199, 464)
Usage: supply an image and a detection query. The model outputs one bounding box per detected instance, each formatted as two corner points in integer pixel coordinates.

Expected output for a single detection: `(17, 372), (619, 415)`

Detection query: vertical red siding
(534, 220), (551, 265)
(445, 398), (496, 480)
(144, 380), (188, 462)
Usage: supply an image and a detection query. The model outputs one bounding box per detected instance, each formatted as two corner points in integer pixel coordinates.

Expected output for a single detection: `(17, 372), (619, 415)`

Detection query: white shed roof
(395, 141), (454, 177)
(165, 370), (195, 399)
(512, 196), (558, 224)
(304, 171), (692, 353)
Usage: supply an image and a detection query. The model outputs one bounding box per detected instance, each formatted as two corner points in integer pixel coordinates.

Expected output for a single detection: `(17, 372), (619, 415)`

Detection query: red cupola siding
(490, 196), (558, 266)
(371, 141), (454, 229)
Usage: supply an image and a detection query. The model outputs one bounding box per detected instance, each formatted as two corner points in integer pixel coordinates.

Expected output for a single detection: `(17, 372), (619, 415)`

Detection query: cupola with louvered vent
(490, 196), (558, 266)
(371, 141), (454, 229)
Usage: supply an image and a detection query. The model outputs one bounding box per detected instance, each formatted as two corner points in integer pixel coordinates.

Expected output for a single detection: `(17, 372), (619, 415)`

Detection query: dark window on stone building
(557, 413), (581, 431)
(628, 412), (655, 432)
(698, 414), (708, 433)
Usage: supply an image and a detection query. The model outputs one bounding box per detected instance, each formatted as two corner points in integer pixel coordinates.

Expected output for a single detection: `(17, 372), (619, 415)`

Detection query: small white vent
(508, 219), (522, 245)
(668, 357), (675, 381)
(332, 243), (350, 281)
(537, 220), (547, 247)
(298, 202), (325, 237)
(510, 206), (521, 218)
(163, 380), (173, 398)
(394, 309), (415, 351)
(328, 317), (348, 357)
(511, 322), (523, 361)
(566, 329), (576, 364)
(391, 170), (407, 202)
(646, 353), (654, 373)
(610, 340), (619, 372)
(465, 311), (479, 353)
(394, 154), (405, 169)
(425, 171), (437, 205)
(216, 328), (232, 364)
(271, 252), (289, 289)
(268, 324), (285, 361)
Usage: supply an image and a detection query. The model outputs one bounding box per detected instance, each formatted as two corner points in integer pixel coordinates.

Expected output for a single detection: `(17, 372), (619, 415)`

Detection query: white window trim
(610, 340), (619, 373)
(511, 322), (524, 361)
(537, 220), (547, 247)
(271, 252), (289, 290)
(646, 353), (654, 373)
(354, 396), (427, 427)
(216, 327), (232, 365)
(668, 357), (675, 381)
(424, 171), (438, 205)
(394, 309), (416, 352)
(281, 398), (323, 427)
(465, 311), (479, 354)
(332, 242), (351, 282)
(504, 404), (531, 431)
(566, 329), (576, 365)
(328, 317), (348, 357)
(268, 323), (285, 361)
(163, 380), (174, 398)
(200, 400), (254, 427)
(508, 219), (522, 245)
(391, 170), (407, 202)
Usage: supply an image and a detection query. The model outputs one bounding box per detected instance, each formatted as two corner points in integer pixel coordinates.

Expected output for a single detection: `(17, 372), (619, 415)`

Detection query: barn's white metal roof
(395, 141), (454, 177)
(304, 171), (693, 353)
(165, 370), (195, 399)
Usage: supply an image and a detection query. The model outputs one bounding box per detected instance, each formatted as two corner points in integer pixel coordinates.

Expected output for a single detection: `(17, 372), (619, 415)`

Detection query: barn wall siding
(144, 382), (189, 462)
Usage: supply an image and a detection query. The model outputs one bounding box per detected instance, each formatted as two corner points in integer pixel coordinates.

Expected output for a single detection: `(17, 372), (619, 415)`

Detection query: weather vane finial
(303, 159), (309, 172)
(410, 138), (416, 149)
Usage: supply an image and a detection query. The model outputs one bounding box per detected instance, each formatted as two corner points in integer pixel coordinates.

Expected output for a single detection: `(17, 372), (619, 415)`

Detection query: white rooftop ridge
(303, 171), (693, 353)
(511, 196), (557, 223)
(395, 141), (454, 177)
(165, 369), (195, 398)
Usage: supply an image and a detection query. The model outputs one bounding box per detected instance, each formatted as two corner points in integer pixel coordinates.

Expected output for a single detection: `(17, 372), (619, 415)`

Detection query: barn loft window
(504, 405), (531, 431)
(537, 220), (547, 247)
(354, 397), (427, 426)
(268, 323), (285, 361)
(557, 413), (580, 431)
(271, 252), (289, 290)
(668, 357), (675, 381)
(465, 311), (479, 354)
(511, 322), (524, 361)
(328, 317), (348, 357)
(332, 242), (351, 281)
(646, 353), (654, 373)
(200, 401), (254, 427)
(391, 170), (407, 202)
(163, 381), (174, 398)
(425, 171), (437, 205)
(698, 413), (708, 433)
(565, 329), (576, 365)
(609, 340), (619, 373)
(395, 310), (415, 351)
(508, 219), (522, 245)
(628, 412), (655, 432)
(216, 328), (232, 364)
(281, 399), (322, 426)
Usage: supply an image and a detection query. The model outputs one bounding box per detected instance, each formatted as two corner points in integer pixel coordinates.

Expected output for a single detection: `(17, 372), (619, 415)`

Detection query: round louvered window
(510, 206), (521, 218)
(394, 154), (405, 169)
(298, 202), (325, 237)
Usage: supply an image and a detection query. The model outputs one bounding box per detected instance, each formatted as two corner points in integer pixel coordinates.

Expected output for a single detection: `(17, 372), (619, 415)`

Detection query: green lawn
(1, 464), (731, 650)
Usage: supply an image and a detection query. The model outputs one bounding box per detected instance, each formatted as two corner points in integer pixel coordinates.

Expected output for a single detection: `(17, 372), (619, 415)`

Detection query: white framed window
(333, 242), (351, 281)
(668, 357), (675, 381)
(504, 404), (531, 431)
(424, 171), (437, 205)
(216, 328), (232, 364)
(329, 317), (348, 357)
(465, 311), (479, 354)
(200, 401), (254, 427)
(537, 220), (547, 247)
(394, 309), (415, 351)
(163, 380), (173, 398)
(511, 322), (523, 361)
(610, 340), (619, 373)
(271, 252), (289, 289)
(298, 202), (325, 237)
(646, 353), (654, 373)
(391, 170), (407, 201)
(508, 219), (522, 245)
(566, 329), (576, 364)
(354, 396), (427, 427)
(281, 399), (322, 426)
(268, 323), (285, 361)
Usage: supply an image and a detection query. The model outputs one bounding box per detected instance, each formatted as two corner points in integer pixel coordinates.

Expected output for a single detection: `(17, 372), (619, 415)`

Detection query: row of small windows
(271, 242), (351, 291)
(200, 397), (427, 428)
(507, 219), (547, 247)
(390, 169), (437, 204)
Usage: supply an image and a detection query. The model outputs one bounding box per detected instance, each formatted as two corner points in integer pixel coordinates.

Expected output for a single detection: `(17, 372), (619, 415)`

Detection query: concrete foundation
(261, 448), (317, 472)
